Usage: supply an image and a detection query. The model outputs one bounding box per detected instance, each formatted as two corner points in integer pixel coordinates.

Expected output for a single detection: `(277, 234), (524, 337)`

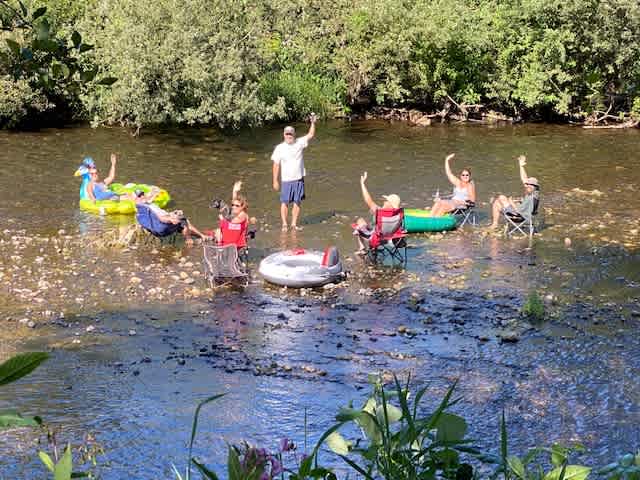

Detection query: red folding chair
(203, 218), (254, 287)
(354, 208), (408, 265)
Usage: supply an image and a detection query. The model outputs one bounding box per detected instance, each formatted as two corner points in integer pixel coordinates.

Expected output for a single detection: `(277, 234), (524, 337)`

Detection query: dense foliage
(2, 0), (640, 128)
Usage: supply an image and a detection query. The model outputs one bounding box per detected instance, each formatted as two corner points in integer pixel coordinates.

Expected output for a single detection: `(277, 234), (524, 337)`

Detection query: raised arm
(444, 153), (459, 186)
(360, 172), (378, 212)
(232, 181), (242, 201)
(103, 153), (117, 186)
(303, 112), (317, 142)
(518, 155), (528, 184)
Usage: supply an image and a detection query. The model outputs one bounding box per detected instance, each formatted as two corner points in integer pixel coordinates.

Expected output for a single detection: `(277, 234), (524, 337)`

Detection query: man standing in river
(271, 113), (317, 231)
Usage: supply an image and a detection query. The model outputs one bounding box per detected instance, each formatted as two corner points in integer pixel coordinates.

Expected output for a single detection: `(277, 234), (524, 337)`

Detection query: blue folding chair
(136, 203), (182, 243)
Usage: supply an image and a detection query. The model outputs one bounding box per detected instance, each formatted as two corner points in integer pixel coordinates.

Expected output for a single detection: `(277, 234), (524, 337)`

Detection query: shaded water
(0, 122), (639, 478)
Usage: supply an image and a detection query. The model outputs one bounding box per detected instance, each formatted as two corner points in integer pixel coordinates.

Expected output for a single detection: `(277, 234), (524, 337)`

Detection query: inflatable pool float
(259, 247), (344, 288)
(74, 163), (171, 215)
(404, 209), (457, 233)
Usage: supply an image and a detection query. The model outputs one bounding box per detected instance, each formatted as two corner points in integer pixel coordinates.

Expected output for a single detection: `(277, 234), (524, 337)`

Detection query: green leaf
(80, 69), (97, 83)
(35, 19), (50, 41)
(39, 451), (55, 472)
(33, 39), (60, 53)
(52, 62), (70, 79)
(326, 431), (350, 455)
(54, 444), (73, 480)
(21, 47), (33, 60)
(0, 352), (48, 386)
(71, 31), (81, 48)
(544, 465), (591, 480)
(227, 446), (243, 480)
(375, 403), (402, 424)
(435, 413), (467, 443)
(191, 459), (219, 480)
(78, 44), (94, 53)
(32, 7), (47, 21)
(96, 77), (118, 86)
(551, 444), (568, 467)
(0, 410), (41, 428)
(507, 456), (526, 480)
(5, 39), (21, 56)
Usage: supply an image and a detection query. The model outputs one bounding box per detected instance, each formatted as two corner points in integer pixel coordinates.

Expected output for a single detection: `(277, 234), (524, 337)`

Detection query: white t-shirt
(271, 136), (309, 182)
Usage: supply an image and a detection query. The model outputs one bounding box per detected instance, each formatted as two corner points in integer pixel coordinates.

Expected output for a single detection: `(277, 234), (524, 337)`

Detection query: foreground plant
(324, 374), (487, 480)
(496, 411), (590, 480)
(0, 351), (48, 429)
(173, 393), (336, 480)
(598, 451), (640, 480)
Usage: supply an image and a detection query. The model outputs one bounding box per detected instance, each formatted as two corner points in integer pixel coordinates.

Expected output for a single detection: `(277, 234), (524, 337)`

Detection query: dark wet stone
(177, 358), (186, 365)
(141, 356), (151, 363)
(277, 313), (288, 320)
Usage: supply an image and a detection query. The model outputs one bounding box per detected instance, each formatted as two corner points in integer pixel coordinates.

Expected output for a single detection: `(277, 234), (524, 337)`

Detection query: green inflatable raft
(79, 183), (171, 215)
(404, 209), (457, 233)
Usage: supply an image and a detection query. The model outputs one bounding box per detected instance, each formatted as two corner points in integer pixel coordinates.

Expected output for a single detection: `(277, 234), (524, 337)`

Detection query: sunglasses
(284, 132), (294, 136)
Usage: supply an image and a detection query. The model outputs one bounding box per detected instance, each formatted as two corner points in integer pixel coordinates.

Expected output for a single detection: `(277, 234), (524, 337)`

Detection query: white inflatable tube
(259, 248), (343, 288)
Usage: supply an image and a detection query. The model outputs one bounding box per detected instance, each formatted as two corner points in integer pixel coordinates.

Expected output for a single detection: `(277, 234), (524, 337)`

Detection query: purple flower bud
(271, 457), (283, 476)
(279, 438), (295, 452)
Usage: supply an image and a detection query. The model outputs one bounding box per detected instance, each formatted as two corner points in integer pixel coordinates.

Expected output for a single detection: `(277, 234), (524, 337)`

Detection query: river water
(0, 122), (639, 478)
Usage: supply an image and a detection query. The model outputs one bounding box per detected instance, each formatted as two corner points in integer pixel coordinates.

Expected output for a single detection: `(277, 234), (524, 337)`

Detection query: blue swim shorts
(280, 178), (305, 205)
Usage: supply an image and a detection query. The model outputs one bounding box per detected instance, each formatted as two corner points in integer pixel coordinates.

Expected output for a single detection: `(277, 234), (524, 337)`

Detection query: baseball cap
(525, 177), (539, 188)
(382, 194), (401, 208)
(284, 126), (295, 135)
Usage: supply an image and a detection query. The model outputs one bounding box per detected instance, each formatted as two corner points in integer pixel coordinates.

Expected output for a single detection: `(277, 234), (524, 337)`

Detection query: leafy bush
(259, 69), (346, 120)
(522, 291), (545, 321)
(4, 0), (640, 128)
(0, 75), (51, 127)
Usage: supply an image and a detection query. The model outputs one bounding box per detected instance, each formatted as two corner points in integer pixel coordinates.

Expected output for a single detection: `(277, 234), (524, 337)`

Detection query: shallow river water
(0, 122), (639, 478)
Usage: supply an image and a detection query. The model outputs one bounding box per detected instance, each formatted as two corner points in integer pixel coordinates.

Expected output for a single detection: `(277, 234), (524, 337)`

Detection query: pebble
(128, 329), (137, 336)
(86, 325), (95, 332)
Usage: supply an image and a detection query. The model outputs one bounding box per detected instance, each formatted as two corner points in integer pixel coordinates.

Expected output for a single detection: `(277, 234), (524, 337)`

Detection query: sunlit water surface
(0, 122), (639, 478)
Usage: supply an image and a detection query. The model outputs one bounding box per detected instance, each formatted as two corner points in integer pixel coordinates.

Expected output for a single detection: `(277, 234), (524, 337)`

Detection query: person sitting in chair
(353, 171), (402, 255)
(429, 153), (476, 217)
(135, 190), (207, 245)
(490, 155), (540, 228)
(209, 181), (256, 246)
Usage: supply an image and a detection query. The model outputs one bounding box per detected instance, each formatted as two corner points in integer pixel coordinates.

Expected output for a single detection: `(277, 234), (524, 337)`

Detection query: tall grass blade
(186, 394), (225, 480)
(192, 458), (220, 480)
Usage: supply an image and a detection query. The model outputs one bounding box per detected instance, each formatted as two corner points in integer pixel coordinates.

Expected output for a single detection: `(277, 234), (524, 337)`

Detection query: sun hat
(82, 157), (95, 168)
(382, 194), (401, 208)
(525, 177), (539, 188)
(283, 126), (296, 135)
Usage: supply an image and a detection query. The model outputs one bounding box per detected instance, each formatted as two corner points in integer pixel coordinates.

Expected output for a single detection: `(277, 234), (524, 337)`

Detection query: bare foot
(291, 225), (303, 231)
(281, 224), (288, 232)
